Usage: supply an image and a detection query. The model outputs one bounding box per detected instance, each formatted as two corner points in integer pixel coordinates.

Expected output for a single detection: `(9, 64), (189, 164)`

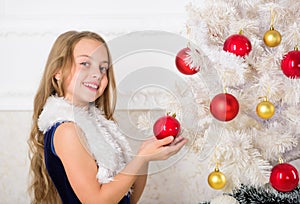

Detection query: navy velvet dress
(44, 122), (130, 204)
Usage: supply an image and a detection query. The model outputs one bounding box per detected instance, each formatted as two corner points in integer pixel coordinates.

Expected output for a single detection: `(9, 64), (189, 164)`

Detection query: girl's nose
(91, 66), (102, 80)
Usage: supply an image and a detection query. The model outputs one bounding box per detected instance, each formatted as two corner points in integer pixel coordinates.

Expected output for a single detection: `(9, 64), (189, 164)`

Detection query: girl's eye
(99, 67), (108, 74)
(80, 62), (90, 67)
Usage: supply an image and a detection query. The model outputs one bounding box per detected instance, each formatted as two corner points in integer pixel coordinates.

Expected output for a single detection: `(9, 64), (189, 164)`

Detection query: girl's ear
(54, 70), (62, 81)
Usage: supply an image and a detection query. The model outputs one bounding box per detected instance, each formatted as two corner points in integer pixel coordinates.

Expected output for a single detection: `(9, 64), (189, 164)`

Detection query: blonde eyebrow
(76, 54), (109, 64)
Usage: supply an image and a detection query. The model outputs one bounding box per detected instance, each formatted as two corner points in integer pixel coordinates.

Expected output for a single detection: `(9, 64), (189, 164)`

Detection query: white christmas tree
(178, 0), (300, 203)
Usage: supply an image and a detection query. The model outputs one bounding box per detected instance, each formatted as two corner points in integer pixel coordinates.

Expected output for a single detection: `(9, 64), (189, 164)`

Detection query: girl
(28, 31), (187, 204)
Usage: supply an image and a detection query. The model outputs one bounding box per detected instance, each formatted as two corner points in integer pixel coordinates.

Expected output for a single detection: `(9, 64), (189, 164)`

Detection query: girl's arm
(54, 122), (187, 204)
(129, 136), (187, 204)
(130, 171), (148, 204)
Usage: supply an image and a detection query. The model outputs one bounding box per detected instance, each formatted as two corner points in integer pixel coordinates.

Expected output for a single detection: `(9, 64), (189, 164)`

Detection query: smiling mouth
(83, 82), (99, 91)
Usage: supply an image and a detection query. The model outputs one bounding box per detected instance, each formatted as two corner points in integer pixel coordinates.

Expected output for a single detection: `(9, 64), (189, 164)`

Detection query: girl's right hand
(137, 136), (188, 162)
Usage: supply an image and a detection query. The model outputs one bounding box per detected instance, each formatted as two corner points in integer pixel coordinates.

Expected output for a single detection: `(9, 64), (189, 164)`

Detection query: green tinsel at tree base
(199, 184), (300, 204)
(230, 184), (300, 203)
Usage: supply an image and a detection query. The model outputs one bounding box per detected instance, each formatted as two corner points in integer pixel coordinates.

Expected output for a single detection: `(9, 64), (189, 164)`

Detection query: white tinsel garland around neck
(38, 96), (133, 184)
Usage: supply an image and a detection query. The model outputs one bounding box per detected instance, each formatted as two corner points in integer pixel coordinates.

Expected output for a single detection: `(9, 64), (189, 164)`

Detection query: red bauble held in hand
(281, 49), (300, 78)
(210, 93), (239, 122)
(153, 113), (181, 140)
(175, 47), (199, 75)
(223, 33), (252, 57)
(269, 163), (299, 192)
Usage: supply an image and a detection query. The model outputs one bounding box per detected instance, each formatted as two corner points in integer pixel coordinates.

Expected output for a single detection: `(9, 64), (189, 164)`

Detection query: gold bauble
(256, 100), (275, 119)
(208, 168), (226, 190)
(263, 26), (282, 47)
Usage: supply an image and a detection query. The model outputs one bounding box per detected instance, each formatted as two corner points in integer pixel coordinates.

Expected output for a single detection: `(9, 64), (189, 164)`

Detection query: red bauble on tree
(175, 47), (199, 75)
(210, 93), (239, 122)
(269, 163), (299, 192)
(281, 47), (300, 78)
(223, 32), (252, 57)
(153, 113), (181, 140)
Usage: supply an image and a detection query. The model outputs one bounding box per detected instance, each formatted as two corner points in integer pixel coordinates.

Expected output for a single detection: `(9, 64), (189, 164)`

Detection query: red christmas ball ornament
(175, 47), (199, 75)
(153, 113), (181, 140)
(281, 48), (300, 78)
(223, 33), (252, 57)
(210, 93), (239, 122)
(270, 163), (299, 192)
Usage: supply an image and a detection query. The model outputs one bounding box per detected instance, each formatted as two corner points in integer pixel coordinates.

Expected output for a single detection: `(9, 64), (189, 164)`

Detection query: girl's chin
(88, 96), (101, 103)
(75, 96), (99, 106)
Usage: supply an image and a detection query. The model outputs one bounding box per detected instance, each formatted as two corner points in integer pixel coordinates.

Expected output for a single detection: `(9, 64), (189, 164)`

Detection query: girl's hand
(137, 135), (188, 162)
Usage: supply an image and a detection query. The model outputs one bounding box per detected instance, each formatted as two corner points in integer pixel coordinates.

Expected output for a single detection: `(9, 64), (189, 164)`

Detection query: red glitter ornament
(153, 113), (181, 140)
(210, 93), (239, 122)
(175, 47), (199, 75)
(223, 33), (252, 57)
(270, 163), (299, 192)
(281, 48), (300, 78)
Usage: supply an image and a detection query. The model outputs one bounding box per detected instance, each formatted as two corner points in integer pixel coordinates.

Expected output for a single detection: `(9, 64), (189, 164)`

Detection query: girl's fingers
(167, 137), (188, 154)
(170, 136), (185, 146)
(139, 136), (187, 161)
(157, 136), (174, 146)
(140, 136), (157, 148)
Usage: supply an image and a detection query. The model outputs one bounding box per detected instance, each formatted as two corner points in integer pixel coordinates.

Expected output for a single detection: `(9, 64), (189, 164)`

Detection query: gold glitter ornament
(208, 166), (226, 190)
(263, 26), (282, 47)
(256, 97), (275, 119)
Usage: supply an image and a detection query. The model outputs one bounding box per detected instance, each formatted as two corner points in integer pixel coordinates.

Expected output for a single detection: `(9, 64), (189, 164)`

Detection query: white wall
(0, 0), (220, 203)
(0, 0), (190, 110)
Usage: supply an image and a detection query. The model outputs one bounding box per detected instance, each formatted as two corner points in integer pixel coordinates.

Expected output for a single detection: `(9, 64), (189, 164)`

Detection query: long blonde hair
(28, 31), (116, 203)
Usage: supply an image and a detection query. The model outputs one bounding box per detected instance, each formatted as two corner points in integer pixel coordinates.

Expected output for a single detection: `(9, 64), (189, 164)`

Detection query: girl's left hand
(137, 135), (188, 162)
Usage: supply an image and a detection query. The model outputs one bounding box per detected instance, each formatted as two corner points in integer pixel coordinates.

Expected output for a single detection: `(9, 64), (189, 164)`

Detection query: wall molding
(0, 13), (186, 37)
(0, 0), (189, 35)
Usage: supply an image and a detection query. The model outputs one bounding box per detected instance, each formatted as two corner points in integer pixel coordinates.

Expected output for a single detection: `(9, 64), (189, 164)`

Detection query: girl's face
(64, 38), (109, 107)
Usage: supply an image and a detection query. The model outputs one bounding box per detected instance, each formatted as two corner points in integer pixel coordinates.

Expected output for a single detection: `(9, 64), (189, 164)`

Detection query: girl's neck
(63, 96), (90, 111)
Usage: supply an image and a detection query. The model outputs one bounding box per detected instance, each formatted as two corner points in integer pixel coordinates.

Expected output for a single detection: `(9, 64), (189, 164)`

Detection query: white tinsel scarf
(38, 96), (133, 184)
